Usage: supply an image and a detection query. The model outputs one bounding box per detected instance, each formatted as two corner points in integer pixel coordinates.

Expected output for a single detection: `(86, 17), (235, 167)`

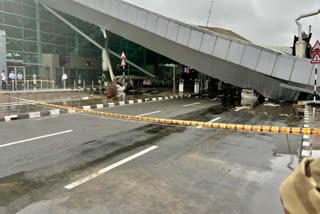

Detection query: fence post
(8, 94), (10, 115)
(41, 80), (43, 90)
(52, 80), (55, 89)
(27, 80), (29, 91)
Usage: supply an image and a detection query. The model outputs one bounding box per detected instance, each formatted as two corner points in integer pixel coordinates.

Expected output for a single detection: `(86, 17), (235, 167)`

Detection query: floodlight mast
(296, 9), (320, 42)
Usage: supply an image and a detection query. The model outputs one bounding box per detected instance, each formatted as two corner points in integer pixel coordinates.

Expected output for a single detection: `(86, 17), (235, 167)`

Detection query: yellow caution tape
(6, 95), (320, 136)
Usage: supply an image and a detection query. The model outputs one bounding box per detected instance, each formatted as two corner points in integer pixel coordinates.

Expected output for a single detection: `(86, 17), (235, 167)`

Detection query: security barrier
(6, 94), (320, 136)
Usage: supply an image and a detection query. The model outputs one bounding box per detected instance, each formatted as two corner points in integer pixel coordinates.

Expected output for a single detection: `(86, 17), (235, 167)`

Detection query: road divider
(16, 98), (320, 136)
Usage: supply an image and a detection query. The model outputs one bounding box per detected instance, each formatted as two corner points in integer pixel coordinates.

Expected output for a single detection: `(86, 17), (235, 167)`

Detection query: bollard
(100, 80), (102, 96)
(8, 94), (10, 115)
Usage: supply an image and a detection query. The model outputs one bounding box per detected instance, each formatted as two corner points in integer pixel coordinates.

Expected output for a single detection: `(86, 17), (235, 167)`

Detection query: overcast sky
(124, 0), (320, 47)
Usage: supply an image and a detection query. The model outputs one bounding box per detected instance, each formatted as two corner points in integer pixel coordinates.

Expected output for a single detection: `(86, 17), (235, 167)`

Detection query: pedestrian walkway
(300, 105), (320, 159)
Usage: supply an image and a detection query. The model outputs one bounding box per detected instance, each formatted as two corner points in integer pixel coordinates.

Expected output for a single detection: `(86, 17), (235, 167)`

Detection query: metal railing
(0, 91), (98, 117)
(5, 80), (56, 91)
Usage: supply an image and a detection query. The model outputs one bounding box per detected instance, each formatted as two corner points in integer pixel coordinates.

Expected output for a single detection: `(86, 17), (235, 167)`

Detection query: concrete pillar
(35, 1), (42, 77)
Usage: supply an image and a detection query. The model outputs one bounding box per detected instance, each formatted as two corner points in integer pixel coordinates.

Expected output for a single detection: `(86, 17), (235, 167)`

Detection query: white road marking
(36, 116), (59, 120)
(303, 135), (310, 140)
(280, 114), (290, 118)
(65, 145), (159, 190)
(183, 102), (200, 107)
(303, 141), (310, 147)
(264, 103), (280, 107)
(235, 107), (250, 112)
(197, 117), (222, 128)
(0, 130), (73, 148)
(209, 117), (222, 123)
(136, 111), (161, 117)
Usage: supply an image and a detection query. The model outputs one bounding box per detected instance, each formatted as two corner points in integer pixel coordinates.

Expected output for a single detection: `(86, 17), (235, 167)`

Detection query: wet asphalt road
(0, 98), (302, 214)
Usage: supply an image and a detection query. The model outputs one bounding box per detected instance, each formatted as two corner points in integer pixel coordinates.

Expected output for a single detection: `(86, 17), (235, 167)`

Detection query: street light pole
(173, 65), (176, 94)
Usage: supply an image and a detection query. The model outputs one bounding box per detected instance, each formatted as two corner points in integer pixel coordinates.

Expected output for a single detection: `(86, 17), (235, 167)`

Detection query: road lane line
(183, 102), (200, 107)
(209, 117), (222, 123)
(235, 107), (250, 112)
(65, 145), (159, 190)
(0, 130), (73, 148)
(136, 111), (161, 117)
(197, 117), (222, 128)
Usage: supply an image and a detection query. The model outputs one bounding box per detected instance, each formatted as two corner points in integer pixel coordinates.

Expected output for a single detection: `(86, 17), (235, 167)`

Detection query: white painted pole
(313, 64), (318, 117)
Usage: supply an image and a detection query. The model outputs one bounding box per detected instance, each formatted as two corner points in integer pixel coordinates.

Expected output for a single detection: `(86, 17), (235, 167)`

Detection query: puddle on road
(0, 172), (43, 207)
(248, 155), (296, 213)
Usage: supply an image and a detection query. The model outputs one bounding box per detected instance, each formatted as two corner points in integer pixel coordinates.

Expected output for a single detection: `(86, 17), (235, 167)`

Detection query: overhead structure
(38, 0), (318, 101)
(41, 2), (155, 80)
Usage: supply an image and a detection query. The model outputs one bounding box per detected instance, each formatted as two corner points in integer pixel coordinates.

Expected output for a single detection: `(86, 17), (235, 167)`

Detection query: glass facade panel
(22, 5), (35, 18)
(23, 17), (36, 30)
(23, 52), (38, 63)
(4, 13), (22, 27)
(5, 25), (23, 39)
(54, 35), (66, 46)
(42, 43), (53, 54)
(41, 32), (54, 44)
(54, 45), (67, 55)
(0, 12), (4, 23)
(7, 38), (23, 51)
(40, 8), (53, 22)
(4, 1), (22, 15)
(54, 24), (67, 35)
(24, 40), (37, 53)
(24, 29), (36, 41)
(40, 21), (53, 33)
(11, 0), (35, 7)
(0, 0), (3, 11)
(67, 36), (75, 47)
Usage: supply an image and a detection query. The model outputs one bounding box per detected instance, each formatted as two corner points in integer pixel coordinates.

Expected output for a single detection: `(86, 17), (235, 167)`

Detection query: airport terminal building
(0, 0), (156, 88)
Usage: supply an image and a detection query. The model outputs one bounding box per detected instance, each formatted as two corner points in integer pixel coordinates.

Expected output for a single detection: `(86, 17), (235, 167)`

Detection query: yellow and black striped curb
(26, 99), (320, 136)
